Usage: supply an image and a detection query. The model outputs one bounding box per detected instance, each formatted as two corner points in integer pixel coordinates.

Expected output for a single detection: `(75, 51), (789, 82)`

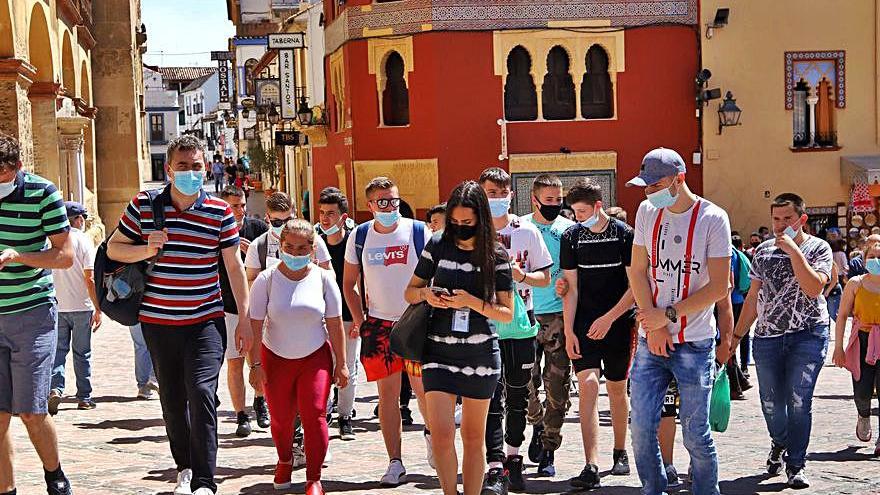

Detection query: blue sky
(142, 0), (235, 67)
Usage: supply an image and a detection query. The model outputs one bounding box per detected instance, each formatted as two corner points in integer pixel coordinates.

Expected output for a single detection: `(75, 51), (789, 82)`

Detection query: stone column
(0, 59), (36, 168)
(28, 82), (62, 181)
(807, 95), (819, 147)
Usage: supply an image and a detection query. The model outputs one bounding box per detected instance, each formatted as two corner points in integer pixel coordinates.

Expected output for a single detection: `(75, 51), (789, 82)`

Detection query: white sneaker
(424, 431), (435, 469)
(192, 489), (215, 495)
(174, 469), (193, 494)
(292, 444), (307, 468)
(857, 415), (873, 442)
(454, 403), (463, 426)
(379, 459), (407, 487)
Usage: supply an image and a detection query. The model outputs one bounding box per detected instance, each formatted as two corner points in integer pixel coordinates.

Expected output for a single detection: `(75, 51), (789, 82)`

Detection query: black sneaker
(46, 471), (72, 495)
(339, 416), (355, 441)
(611, 449), (630, 475)
(528, 424), (544, 463)
(236, 411), (252, 437)
(767, 442), (785, 476)
(254, 396), (271, 429)
(401, 405), (414, 426)
(537, 449), (555, 477)
(504, 455), (525, 491)
(786, 467), (810, 489)
(665, 463), (681, 488)
(480, 467), (509, 495)
(569, 463), (601, 489)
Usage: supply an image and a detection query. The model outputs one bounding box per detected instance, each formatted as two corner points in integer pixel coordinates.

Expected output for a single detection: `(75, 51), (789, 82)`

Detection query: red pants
(262, 342), (332, 481)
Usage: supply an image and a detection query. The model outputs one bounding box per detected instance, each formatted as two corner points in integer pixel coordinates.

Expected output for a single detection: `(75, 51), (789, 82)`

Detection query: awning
(841, 155), (880, 184)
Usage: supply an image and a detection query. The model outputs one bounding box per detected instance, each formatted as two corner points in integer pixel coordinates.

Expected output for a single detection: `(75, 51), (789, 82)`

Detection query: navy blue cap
(64, 201), (87, 219)
(626, 148), (687, 187)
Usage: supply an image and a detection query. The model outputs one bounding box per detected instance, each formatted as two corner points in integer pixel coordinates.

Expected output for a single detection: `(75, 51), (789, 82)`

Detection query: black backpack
(93, 189), (165, 326)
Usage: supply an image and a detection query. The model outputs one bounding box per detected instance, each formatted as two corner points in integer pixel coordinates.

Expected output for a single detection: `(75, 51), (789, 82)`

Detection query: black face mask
(447, 223), (477, 241)
(534, 197), (562, 222)
(750, 241), (760, 248)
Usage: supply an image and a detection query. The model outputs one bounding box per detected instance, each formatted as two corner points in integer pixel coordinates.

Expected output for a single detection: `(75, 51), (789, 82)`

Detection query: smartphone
(430, 287), (453, 296)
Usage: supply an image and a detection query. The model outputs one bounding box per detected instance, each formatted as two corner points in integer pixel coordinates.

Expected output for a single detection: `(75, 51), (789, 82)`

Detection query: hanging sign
(279, 50), (296, 119)
(268, 33), (305, 49)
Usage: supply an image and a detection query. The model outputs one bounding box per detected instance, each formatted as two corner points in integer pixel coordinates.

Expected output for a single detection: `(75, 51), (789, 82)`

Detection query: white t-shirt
(54, 229), (96, 313)
(244, 231), (331, 271)
(249, 265), (342, 359)
(633, 197), (732, 343)
(344, 218), (432, 321)
(497, 215), (554, 312)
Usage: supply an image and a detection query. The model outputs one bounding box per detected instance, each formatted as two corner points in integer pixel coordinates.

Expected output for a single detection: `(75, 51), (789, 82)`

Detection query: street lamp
(718, 91), (742, 134)
(256, 105), (267, 123)
(297, 96), (313, 126)
(268, 105), (281, 125)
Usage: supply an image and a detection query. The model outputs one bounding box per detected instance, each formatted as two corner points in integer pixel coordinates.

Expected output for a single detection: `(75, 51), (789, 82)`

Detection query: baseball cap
(64, 201), (87, 219)
(626, 148), (687, 187)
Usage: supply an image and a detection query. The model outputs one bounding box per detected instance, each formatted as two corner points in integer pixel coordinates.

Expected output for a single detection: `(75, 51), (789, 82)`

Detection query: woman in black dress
(405, 181), (514, 495)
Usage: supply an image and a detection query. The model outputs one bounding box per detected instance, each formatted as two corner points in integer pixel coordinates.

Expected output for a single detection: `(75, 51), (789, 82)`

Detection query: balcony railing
(272, 0), (302, 8)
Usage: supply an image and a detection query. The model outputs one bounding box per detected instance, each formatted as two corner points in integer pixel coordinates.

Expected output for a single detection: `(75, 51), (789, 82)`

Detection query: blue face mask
(783, 221), (801, 239)
(271, 225), (283, 237)
(867, 258), (880, 275)
(172, 170), (204, 196)
(646, 183), (678, 209)
(280, 251), (311, 271)
(581, 212), (599, 228)
(374, 209), (401, 227)
(0, 180), (15, 200)
(488, 195), (511, 218)
(321, 223), (340, 236)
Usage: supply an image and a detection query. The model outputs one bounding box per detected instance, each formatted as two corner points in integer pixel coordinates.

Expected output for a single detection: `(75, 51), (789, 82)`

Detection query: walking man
(211, 156), (225, 194)
(219, 186), (268, 437)
(731, 193), (832, 489)
(48, 201), (102, 415)
(627, 148), (732, 495)
(560, 179), (635, 489)
(479, 167), (553, 494)
(108, 135), (253, 495)
(522, 174), (574, 477)
(342, 177), (432, 486)
(0, 133), (75, 495)
(129, 323), (158, 399)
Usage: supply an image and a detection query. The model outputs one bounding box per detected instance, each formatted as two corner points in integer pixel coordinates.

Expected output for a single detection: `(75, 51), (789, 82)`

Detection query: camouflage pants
(526, 312), (572, 451)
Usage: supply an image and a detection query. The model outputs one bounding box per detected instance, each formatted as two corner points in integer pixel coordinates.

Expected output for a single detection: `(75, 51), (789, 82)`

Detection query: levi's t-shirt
(496, 215), (554, 313)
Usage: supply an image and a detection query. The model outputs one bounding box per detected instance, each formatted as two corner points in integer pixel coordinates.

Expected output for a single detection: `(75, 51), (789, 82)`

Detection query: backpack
(253, 232), (272, 271)
(93, 189), (166, 326)
(733, 249), (752, 295)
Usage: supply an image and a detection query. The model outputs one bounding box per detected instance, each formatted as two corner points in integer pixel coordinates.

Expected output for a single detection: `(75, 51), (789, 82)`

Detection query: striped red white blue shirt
(117, 187), (239, 326)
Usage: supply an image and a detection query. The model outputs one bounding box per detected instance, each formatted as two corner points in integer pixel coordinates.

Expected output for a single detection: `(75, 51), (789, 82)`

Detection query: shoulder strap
(354, 221), (372, 266)
(412, 220), (426, 256)
(256, 234), (269, 271)
(144, 189), (166, 273)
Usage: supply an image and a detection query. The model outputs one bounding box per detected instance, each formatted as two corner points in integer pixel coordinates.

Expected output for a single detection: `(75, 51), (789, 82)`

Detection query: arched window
(244, 58), (258, 96)
(504, 46), (537, 121)
(382, 51), (409, 126)
(541, 46), (576, 120)
(581, 45), (613, 119)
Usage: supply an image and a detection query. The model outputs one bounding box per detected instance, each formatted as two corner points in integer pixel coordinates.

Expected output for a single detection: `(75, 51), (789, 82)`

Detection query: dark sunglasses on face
(371, 198), (401, 209)
(269, 217), (293, 228)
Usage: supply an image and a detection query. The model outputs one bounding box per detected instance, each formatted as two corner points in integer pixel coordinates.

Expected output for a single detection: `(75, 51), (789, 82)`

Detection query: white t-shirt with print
(633, 198), (732, 343)
(54, 228), (96, 313)
(497, 215), (554, 312)
(344, 218), (432, 322)
(244, 231), (331, 271)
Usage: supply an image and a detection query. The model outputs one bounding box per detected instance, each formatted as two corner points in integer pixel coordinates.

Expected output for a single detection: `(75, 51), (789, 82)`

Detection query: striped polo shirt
(0, 171), (70, 314)
(118, 186), (239, 326)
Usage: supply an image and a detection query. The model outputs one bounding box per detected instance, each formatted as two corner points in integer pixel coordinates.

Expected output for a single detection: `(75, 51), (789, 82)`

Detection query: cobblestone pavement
(8, 319), (880, 494)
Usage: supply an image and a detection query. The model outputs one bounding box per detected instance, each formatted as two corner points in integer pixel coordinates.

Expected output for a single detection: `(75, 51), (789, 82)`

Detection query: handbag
(390, 302), (430, 362)
(709, 363), (732, 433)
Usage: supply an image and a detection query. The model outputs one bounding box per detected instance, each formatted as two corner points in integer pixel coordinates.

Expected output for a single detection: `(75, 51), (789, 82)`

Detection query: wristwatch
(665, 306), (678, 324)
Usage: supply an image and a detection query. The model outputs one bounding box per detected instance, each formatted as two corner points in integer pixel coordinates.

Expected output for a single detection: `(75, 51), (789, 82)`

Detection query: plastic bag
(493, 291), (539, 340)
(710, 363), (731, 432)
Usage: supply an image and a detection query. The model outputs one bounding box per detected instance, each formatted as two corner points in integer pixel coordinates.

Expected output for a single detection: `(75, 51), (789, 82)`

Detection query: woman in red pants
(248, 218), (350, 494)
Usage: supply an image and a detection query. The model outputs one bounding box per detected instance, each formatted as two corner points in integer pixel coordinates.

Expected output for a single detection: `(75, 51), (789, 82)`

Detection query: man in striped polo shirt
(0, 133), (75, 495)
(108, 135), (252, 495)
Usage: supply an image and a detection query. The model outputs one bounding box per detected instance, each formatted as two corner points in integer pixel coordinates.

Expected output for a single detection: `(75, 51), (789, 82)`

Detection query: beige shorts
(225, 313), (243, 359)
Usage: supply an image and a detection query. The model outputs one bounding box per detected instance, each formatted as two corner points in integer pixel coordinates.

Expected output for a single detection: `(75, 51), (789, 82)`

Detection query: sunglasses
(370, 198), (401, 209)
(269, 217), (294, 228)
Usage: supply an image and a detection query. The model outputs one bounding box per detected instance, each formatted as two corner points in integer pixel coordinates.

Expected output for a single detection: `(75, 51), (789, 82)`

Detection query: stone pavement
(8, 319), (880, 495)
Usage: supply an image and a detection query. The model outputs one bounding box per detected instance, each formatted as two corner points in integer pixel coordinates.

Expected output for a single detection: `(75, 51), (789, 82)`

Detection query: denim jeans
(50, 311), (94, 399)
(753, 325), (828, 470)
(630, 337), (719, 495)
(129, 324), (156, 388)
(826, 291), (841, 323)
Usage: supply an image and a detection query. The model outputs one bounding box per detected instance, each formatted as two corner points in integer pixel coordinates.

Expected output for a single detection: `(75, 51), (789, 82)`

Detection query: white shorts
(225, 313), (243, 359)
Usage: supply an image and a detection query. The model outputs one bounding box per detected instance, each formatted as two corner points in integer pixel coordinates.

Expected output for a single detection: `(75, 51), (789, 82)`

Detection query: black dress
(414, 235), (513, 399)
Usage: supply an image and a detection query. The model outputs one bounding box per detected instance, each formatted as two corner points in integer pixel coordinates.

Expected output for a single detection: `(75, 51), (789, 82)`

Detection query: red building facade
(315, 0), (701, 220)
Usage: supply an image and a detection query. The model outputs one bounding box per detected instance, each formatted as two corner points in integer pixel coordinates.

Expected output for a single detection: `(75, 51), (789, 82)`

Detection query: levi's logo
(365, 245), (409, 266)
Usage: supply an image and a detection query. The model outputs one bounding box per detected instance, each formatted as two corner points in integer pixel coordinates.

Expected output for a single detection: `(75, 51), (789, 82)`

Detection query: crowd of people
(0, 131), (873, 495)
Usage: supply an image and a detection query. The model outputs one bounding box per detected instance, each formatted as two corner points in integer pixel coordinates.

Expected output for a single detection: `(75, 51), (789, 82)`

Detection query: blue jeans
(630, 337), (719, 495)
(129, 324), (156, 388)
(827, 290), (841, 322)
(753, 325), (828, 470)
(50, 310), (93, 400)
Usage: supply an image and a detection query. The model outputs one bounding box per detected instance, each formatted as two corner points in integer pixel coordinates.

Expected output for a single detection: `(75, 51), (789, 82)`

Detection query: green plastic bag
(709, 364), (731, 433)
(493, 291), (539, 340)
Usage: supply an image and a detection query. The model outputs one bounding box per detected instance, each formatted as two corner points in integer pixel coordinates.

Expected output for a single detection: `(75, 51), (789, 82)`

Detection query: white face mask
(0, 180), (15, 200)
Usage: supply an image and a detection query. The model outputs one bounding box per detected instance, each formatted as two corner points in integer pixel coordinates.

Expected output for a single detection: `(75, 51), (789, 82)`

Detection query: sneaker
(273, 461), (293, 489)
(77, 398), (96, 410)
(235, 411), (252, 438)
(379, 459), (407, 487)
(339, 416), (355, 441)
(48, 390), (62, 416)
(192, 489), (214, 495)
(454, 402), (463, 426)
(292, 445), (307, 468)
(425, 430), (436, 469)
(46, 473), (72, 495)
(874, 438), (880, 457)
(147, 379), (160, 392)
(537, 449), (555, 477)
(569, 464), (600, 489)
(786, 467), (810, 489)
(857, 415), (873, 442)
(480, 467), (509, 495)
(665, 463), (681, 488)
(611, 449), (630, 476)
(503, 455), (525, 491)
(174, 468), (193, 494)
(401, 406), (414, 426)
(766, 442), (785, 476)
(527, 424), (544, 463)
(254, 396), (271, 429)
(305, 480), (324, 495)
(137, 385), (154, 400)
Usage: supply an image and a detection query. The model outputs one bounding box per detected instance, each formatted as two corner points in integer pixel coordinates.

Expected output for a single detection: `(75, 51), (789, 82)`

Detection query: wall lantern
(718, 91), (742, 134)
(297, 96), (313, 126)
(268, 105), (281, 125)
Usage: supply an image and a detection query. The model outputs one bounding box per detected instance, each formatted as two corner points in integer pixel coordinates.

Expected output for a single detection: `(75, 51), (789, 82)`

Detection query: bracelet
(249, 362), (262, 369)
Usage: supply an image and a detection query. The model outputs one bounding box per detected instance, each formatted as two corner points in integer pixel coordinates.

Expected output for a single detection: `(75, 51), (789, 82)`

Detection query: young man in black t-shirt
(219, 186), (268, 437)
(559, 179), (636, 489)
